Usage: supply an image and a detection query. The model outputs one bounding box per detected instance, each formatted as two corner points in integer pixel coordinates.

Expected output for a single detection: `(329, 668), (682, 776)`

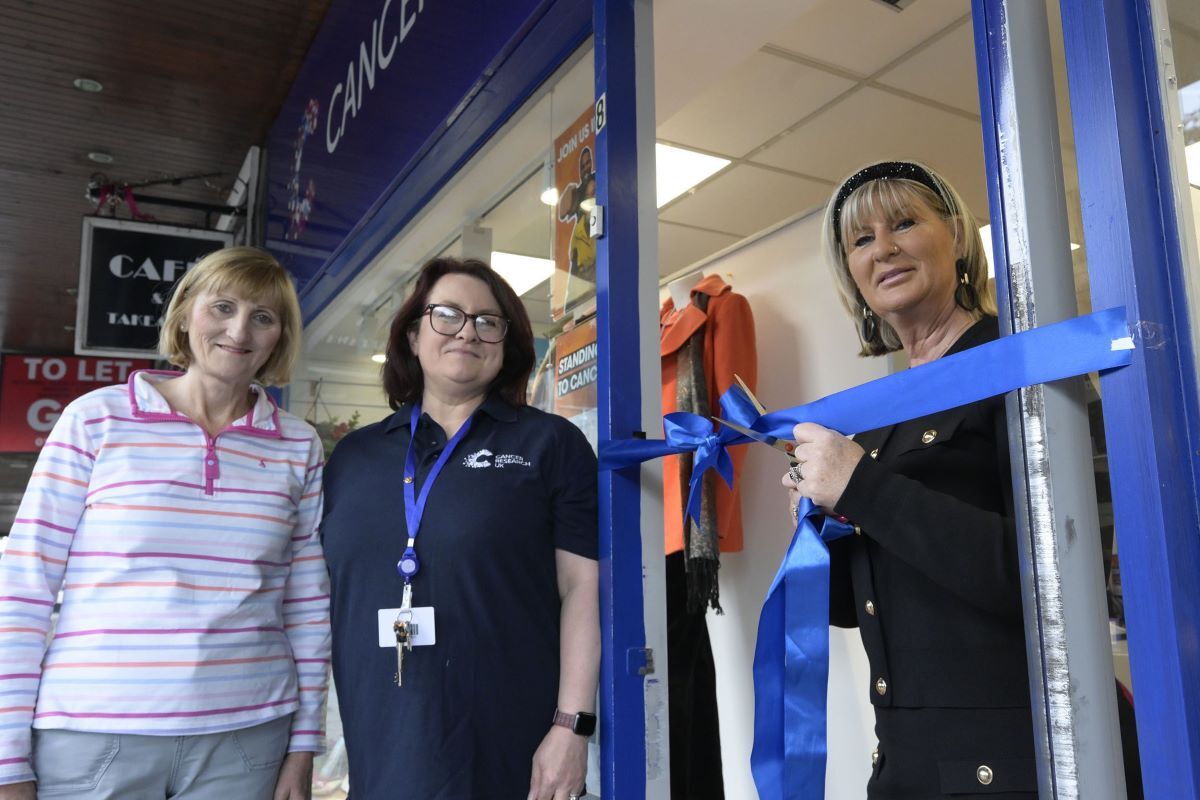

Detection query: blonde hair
(821, 160), (994, 356)
(158, 246), (302, 386)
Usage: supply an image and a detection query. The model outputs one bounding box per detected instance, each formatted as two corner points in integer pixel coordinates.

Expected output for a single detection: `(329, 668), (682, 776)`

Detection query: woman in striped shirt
(0, 247), (330, 800)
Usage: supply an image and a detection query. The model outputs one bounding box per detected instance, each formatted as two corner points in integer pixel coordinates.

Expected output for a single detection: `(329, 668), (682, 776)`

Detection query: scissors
(711, 374), (800, 466)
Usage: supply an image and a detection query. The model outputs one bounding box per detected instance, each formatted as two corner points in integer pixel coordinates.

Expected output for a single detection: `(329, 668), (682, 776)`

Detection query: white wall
(675, 211), (887, 799)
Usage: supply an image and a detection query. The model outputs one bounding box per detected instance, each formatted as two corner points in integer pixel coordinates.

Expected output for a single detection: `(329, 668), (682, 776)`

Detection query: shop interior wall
(671, 210), (888, 799)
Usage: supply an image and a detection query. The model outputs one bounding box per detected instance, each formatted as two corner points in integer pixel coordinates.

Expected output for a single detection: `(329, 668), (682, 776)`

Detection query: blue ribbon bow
(601, 388), (762, 526)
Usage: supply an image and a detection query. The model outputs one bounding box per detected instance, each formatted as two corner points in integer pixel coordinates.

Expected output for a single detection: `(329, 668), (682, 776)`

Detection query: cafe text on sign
(0, 355), (151, 452)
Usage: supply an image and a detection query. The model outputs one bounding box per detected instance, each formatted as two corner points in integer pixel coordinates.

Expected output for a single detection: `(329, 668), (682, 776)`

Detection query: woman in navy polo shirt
(321, 256), (599, 800)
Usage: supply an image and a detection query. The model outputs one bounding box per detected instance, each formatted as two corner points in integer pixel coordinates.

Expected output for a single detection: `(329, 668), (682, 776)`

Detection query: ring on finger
(788, 462), (805, 484)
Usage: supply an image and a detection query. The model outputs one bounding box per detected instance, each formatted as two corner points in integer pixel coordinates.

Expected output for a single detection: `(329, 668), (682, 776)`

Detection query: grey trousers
(31, 715), (291, 799)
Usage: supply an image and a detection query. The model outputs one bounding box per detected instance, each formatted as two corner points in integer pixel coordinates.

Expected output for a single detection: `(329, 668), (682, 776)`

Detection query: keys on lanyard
(393, 583), (417, 686)
(392, 404), (474, 687)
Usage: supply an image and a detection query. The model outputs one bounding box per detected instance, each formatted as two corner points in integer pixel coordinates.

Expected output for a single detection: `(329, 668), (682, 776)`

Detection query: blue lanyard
(398, 403), (475, 584)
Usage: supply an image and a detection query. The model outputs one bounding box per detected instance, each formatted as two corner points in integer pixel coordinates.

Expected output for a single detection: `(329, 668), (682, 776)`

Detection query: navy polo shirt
(321, 394), (597, 800)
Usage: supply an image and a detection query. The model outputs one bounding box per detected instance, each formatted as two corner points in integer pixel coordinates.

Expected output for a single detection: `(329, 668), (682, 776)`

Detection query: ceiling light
(371, 353), (387, 364)
(656, 143), (730, 208)
(1185, 141), (1200, 188)
(73, 78), (103, 93)
(490, 251), (554, 296)
(87, 151), (114, 164)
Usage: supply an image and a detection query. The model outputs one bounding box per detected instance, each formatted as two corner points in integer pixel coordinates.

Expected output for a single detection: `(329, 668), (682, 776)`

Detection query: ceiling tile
(751, 86), (991, 218)
(657, 51), (855, 158)
(653, 0), (832, 122)
(767, 0), (969, 77)
(876, 20), (979, 115)
(658, 221), (741, 276)
(659, 164), (832, 237)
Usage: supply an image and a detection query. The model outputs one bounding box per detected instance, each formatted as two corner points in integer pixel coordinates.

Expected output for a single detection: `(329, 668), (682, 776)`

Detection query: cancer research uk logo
(463, 449), (533, 469)
(286, 98), (320, 241)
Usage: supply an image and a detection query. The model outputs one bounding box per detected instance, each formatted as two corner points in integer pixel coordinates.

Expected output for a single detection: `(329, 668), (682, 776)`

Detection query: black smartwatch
(553, 708), (597, 736)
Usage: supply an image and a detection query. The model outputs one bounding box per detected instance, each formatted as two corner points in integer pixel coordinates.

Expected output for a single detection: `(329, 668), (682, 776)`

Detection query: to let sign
(77, 217), (232, 357)
(0, 355), (151, 452)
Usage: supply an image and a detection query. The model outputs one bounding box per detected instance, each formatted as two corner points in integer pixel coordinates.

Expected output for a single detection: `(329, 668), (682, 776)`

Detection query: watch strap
(552, 708), (596, 736)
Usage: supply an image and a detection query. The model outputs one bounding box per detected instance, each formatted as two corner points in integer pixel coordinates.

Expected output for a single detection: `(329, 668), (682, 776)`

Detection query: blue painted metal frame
(1060, 1), (1200, 796)
(592, 1), (649, 796)
(970, 3), (1013, 317)
(295, 0), (592, 323)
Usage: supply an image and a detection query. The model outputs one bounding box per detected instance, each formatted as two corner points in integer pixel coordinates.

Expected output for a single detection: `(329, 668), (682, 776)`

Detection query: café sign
(77, 217), (232, 357)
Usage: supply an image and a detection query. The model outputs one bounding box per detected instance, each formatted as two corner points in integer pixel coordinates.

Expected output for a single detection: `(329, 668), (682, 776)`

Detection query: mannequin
(659, 272), (756, 800)
(667, 271), (703, 312)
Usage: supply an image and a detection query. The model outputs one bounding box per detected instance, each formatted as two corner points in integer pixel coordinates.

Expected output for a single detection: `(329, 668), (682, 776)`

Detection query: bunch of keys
(393, 583), (418, 687)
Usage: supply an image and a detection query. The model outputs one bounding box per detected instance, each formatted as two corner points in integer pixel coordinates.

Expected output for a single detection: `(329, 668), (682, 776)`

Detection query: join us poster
(550, 106), (597, 321)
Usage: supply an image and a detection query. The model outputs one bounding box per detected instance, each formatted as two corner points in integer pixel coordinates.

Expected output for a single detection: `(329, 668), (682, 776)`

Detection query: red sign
(0, 355), (150, 452)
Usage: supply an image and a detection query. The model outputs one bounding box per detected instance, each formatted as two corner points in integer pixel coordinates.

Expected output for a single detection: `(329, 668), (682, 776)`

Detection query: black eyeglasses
(423, 304), (509, 343)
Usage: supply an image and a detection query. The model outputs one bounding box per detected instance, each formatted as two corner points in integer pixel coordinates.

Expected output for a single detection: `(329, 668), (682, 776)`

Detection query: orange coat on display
(660, 274), (757, 556)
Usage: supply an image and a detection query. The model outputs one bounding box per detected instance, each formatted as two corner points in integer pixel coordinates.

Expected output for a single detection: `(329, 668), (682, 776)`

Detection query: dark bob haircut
(382, 256), (535, 409)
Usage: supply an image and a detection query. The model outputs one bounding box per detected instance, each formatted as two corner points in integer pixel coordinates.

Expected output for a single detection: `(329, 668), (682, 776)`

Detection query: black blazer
(830, 316), (1038, 797)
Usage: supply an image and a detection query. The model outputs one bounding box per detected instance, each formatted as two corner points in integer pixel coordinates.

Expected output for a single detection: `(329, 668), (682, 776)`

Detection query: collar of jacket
(384, 391), (519, 433)
(659, 273), (732, 357)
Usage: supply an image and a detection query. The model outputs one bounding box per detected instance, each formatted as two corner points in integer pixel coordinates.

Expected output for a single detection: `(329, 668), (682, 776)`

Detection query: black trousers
(666, 552), (725, 800)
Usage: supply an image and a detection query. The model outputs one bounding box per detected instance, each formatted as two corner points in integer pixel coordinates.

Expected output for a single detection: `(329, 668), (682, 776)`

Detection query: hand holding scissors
(713, 375), (864, 513)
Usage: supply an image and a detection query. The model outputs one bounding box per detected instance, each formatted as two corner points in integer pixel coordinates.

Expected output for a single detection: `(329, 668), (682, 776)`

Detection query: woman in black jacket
(781, 159), (1038, 798)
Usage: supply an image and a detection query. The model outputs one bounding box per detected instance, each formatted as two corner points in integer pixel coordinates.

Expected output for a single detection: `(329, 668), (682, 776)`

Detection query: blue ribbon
(596, 307), (1135, 799)
(752, 306), (1132, 440)
(662, 413), (735, 525)
(751, 499), (854, 799)
(602, 308), (1132, 475)
(601, 389), (761, 525)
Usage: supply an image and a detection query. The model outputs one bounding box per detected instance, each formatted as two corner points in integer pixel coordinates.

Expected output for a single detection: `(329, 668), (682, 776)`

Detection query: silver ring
(569, 794), (581, 800)
(788, 462), (804, 484)
(790, 504), (799, 523)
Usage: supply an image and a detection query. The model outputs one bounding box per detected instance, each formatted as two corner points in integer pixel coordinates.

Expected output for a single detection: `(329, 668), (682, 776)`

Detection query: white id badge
(377, 607), (437, 647)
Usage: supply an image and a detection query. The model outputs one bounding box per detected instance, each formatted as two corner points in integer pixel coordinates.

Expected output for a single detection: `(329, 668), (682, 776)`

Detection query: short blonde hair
(158, 246), (302, 386)
(821, 160), (994, 356)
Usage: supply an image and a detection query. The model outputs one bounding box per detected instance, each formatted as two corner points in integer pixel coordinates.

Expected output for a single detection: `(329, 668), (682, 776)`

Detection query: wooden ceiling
(0, 0), (333, 353)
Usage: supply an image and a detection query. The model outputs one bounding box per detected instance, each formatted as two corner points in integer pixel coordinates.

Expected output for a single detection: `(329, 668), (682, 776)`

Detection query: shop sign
(551, 106), (598, 320)
(0, 355), (151, 452)
(77, 218), (232, 358)
(263, 0), (545, 288)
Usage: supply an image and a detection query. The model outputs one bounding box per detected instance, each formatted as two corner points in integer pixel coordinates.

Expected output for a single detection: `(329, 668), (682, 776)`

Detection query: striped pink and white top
(0, 370), (331, 786)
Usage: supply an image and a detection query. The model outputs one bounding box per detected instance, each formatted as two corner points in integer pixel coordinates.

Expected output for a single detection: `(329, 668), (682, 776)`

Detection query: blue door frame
(1057, 1), (1200, 794)
(974, 0), (1200, 796)
(593, 1), (655, 795)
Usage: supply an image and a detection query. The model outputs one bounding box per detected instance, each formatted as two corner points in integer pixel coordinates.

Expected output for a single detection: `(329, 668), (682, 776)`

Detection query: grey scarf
(674, 291), (722, 614)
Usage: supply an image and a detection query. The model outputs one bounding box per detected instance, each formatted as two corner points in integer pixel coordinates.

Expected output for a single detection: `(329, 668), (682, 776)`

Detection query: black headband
(831, 161), (945, 246)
